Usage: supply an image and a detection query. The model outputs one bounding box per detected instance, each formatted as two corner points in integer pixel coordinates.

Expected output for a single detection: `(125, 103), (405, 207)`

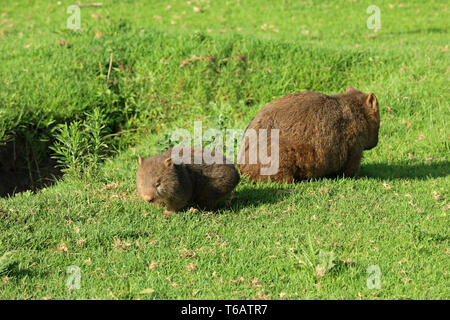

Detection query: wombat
(137, 147), (240, 215)
(238, 86), (380, 183)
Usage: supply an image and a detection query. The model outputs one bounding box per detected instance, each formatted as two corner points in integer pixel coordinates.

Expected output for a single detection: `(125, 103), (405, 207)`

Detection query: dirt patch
(0, 137), (62, 197)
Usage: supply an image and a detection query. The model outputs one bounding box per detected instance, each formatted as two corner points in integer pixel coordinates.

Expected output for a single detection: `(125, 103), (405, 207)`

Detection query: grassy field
(0, 0), (449, 299)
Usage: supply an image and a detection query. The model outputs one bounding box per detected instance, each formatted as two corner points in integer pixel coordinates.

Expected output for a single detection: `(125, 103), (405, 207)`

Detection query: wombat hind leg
(203, 199), (220, 210)
(342, 149), (362, 177)
(165, 199), (189, 215)
(263, 166), (296, 183)
(196, 196), (230, 211)
(223, 193), (236, 207)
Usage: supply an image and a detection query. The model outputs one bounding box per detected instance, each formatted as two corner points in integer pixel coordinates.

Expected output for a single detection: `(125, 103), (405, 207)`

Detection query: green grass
(0, 0), (448, 299)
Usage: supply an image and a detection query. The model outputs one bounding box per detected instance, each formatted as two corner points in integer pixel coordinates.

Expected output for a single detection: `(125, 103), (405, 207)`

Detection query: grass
(0, 0), (448, 299)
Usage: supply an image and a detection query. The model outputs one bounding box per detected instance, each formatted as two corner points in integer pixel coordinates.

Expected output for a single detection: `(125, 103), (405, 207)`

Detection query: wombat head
(136, 154), (180, 205)
(346, 86), (380, 150)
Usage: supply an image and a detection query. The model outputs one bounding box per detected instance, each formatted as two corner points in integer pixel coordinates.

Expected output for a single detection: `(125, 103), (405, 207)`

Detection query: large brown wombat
(238, 86), (380, 183)
(137, 147), (240, 215)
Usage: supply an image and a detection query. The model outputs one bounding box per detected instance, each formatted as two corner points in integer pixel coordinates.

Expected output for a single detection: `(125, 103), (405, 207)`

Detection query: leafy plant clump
(292, 234), (337, 278)
(0, 251), (16, 275)
(50, 108), (109, 173)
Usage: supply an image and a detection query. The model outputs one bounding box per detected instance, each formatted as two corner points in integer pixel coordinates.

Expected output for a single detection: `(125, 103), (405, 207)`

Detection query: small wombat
(238, 86), (380, 182)
(137, 147), (240, 215)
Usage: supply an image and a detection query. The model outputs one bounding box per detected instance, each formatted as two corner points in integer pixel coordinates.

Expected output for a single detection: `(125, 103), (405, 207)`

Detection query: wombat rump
(137, 147), (240, 215)
(238, 86), (380, 183)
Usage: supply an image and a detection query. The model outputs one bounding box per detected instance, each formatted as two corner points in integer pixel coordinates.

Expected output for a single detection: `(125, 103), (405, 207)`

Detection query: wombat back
(171, 147), (240, 208)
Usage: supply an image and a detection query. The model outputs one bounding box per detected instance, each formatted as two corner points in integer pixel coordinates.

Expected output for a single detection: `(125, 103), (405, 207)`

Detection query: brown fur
(137, 147), (240, 215)
(238, 86), (380, 183)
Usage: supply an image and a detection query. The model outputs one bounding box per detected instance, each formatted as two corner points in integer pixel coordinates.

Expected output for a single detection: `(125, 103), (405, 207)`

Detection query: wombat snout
(141, 193), (155, 203)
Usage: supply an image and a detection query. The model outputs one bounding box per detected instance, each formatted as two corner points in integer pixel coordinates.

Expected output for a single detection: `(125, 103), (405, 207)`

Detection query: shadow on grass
(388, 28), (448, 35)
(360, 161), (449, 181)
(413, 228), (449, 243)
(229, 184), (293, 211)
(328, 260), (360, 277)
(217, 161), (448, 211)
(2, 261), (47, 281)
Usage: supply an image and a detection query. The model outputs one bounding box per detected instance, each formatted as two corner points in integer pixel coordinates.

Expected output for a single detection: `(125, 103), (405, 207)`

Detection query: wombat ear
(366, 93), (378, 111)
(163, 157), (173, 167)
(346, 86), (356, 92)
(138, 155), (143, 166)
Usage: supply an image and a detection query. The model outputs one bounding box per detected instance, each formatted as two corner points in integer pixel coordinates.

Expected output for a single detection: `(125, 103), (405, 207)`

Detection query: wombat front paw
(163, 210), (174, 217)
